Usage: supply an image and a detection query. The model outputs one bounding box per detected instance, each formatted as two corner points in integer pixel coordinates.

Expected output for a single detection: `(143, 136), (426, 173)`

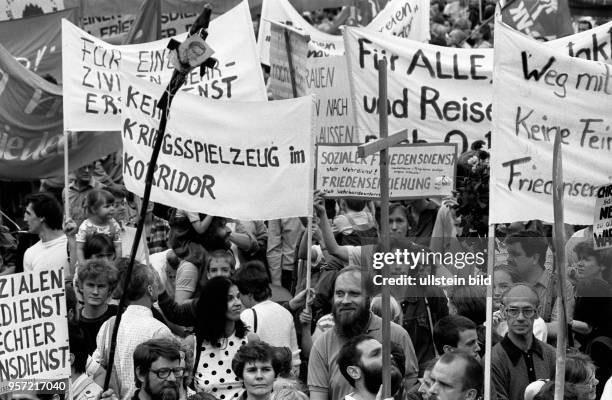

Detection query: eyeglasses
(506, 307), (536, 318)
(149, 367), (185, 379)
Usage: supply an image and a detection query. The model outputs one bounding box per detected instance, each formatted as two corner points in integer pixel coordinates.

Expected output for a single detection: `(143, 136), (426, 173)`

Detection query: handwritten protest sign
(368, 0), (430, 41)
(120, 72), (314, 220)
(344, 26), (493, 154)
(62, 0), (265, 131)
(549, 21), (612, 63)
(489, 22), (612, 225)
(0, 8), (76, 84)
(594, 184), (612, 250)
(0, 267), (69, 384)
(258, 0), (430, 66)
(0, 43), (121, 180)
(316, 143), (456, 199)
(269, 22), (357, 143)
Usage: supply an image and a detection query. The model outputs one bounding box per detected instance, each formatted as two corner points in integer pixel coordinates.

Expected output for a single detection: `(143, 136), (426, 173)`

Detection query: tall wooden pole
(552, 132), (567, 400)
(485, 224), (495, 400)
(378, 58), (392, 399)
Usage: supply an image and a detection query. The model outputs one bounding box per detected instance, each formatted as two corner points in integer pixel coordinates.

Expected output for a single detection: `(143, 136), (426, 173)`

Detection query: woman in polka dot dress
(158, 276), (250, 399)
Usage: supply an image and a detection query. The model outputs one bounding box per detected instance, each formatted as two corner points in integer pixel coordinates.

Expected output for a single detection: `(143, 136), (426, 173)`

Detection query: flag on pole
(123, 0), (162, 45)
(501, 0), (573, 40)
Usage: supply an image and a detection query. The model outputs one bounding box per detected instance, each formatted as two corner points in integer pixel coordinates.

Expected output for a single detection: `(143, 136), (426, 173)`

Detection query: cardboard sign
(269, 22), (309, 99)
(343, 26), (493, 154)
(120, 72), (314, 220)
(594, 184), (612, 250)
(316, 143), (456, 199)
(62, 0), (266, 131)
(0, 267), (70, 383)
(489, 22), (612, 225)
(0, 43), (121, 180)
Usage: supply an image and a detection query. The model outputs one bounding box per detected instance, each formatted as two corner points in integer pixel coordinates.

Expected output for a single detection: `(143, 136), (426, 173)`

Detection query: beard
(333, 300), (371, 338)
(361, 363), (403, 396)
(144, 376), (180, 400)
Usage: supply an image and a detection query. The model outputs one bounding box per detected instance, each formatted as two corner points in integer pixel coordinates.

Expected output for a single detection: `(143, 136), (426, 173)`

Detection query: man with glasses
(491, 284), (556, 400)
(133, 338), (183, 400)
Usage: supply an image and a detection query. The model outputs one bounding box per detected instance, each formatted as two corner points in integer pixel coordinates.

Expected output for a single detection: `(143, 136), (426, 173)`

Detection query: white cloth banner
(120, 73), (314, 220)
(344, 26), (493, 154)
(258, 0), (430, 65)
(490, 22), (612, 225)
(548, 21), (612, 62)
(62, 0), (266, 131)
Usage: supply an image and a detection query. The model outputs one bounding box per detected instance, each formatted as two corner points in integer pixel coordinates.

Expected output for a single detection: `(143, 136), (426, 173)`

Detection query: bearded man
(132, 338), (183, 400)
(308, 267), (418, 400)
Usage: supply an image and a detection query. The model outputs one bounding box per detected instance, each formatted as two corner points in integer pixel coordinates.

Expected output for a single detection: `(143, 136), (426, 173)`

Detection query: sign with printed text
(0, 267), (69, 383)
(62, 0), (266, 131)
(269, 22), (357, 143)
(120, 73), (314, 220)
(594, 184), (612, 250)
(316, 143), (456, 199)
(343, 26), (493, 154)
(489, 22), (612, 225)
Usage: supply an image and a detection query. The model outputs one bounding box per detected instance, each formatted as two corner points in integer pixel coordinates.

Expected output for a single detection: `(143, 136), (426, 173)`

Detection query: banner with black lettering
(548, 20), (612, 61)
(0, 267), (69, 385)
(490, 22), (612, 225)
(0, 43), (121, 181)
(594, 184), (612, 249)
(316, 143), (456, 199)
(62, 0), (265, 131)
(120, 72), (314, 220)
(0, 8), (77, 84)
(344, 26), (493, 154)
(258, 0), (430, 66)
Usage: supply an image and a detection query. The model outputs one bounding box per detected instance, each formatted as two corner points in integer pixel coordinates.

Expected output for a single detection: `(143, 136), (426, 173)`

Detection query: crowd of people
(0, 2), (611, 400)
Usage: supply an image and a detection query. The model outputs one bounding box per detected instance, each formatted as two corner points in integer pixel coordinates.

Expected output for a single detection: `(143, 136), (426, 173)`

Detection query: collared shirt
(491, 335), (556, 400)
(308, 313), (419, 400)
(146, 216), (170, 255)
(93, 305), (172, 400)
(532, 269), (575, 323)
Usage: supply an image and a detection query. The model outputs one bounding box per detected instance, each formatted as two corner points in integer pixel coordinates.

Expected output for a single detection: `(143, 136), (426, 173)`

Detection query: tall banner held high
(343, 26), (493, 154)
(501, 0), (573, 41)
(0, 43), (121, 180)
(120, 73), (314, 220)
(62, 0), (265, 131)
(489, 22), (612, 225)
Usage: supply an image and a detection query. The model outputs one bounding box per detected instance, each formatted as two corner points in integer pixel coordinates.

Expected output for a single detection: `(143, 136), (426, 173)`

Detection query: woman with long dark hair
(158, 276), (250, 399)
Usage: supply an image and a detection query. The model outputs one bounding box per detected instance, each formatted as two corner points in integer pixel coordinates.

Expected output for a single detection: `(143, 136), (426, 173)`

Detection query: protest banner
(548, 20), (612, 62)
(343, 26), (493, 154)
(0, 43), (121, 181)
(62, 0), (265, 131)
(501, 0), (573, 41)
(316, 142), (456, 199)
(80, 12), (196, 45)
(120, 72), (314, 220)
(269, 22), (358, 143)
(489, 22), (612, 225)
(368, 0), (430, 41)
(0, 8), (76, 84)
(0, 267), (69, 385)
(258, 0), (430, 66)
(594, 183), (612, 249)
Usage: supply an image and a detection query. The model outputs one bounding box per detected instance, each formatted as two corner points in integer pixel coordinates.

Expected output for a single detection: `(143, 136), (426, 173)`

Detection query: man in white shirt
(23, 192), (71, 277)
(92, 261), (172, 400)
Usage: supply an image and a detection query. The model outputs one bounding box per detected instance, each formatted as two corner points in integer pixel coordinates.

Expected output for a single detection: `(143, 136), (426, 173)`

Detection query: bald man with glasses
(491, 284), (556, 400)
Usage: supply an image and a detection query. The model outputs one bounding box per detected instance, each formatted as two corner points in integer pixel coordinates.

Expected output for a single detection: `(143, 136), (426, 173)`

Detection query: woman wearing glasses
(158, 276), (251, 399)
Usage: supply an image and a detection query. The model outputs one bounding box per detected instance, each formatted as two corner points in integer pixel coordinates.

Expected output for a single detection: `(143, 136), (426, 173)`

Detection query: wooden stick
(378, 58), (392, 399)
(484, 224), (495, 400)
(552, 132), (567, 400)
(63, 131), (70, 221)
(305, 216), (313, 304)
(357, 129), (407, 158)
(284, 29), (298, 99)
